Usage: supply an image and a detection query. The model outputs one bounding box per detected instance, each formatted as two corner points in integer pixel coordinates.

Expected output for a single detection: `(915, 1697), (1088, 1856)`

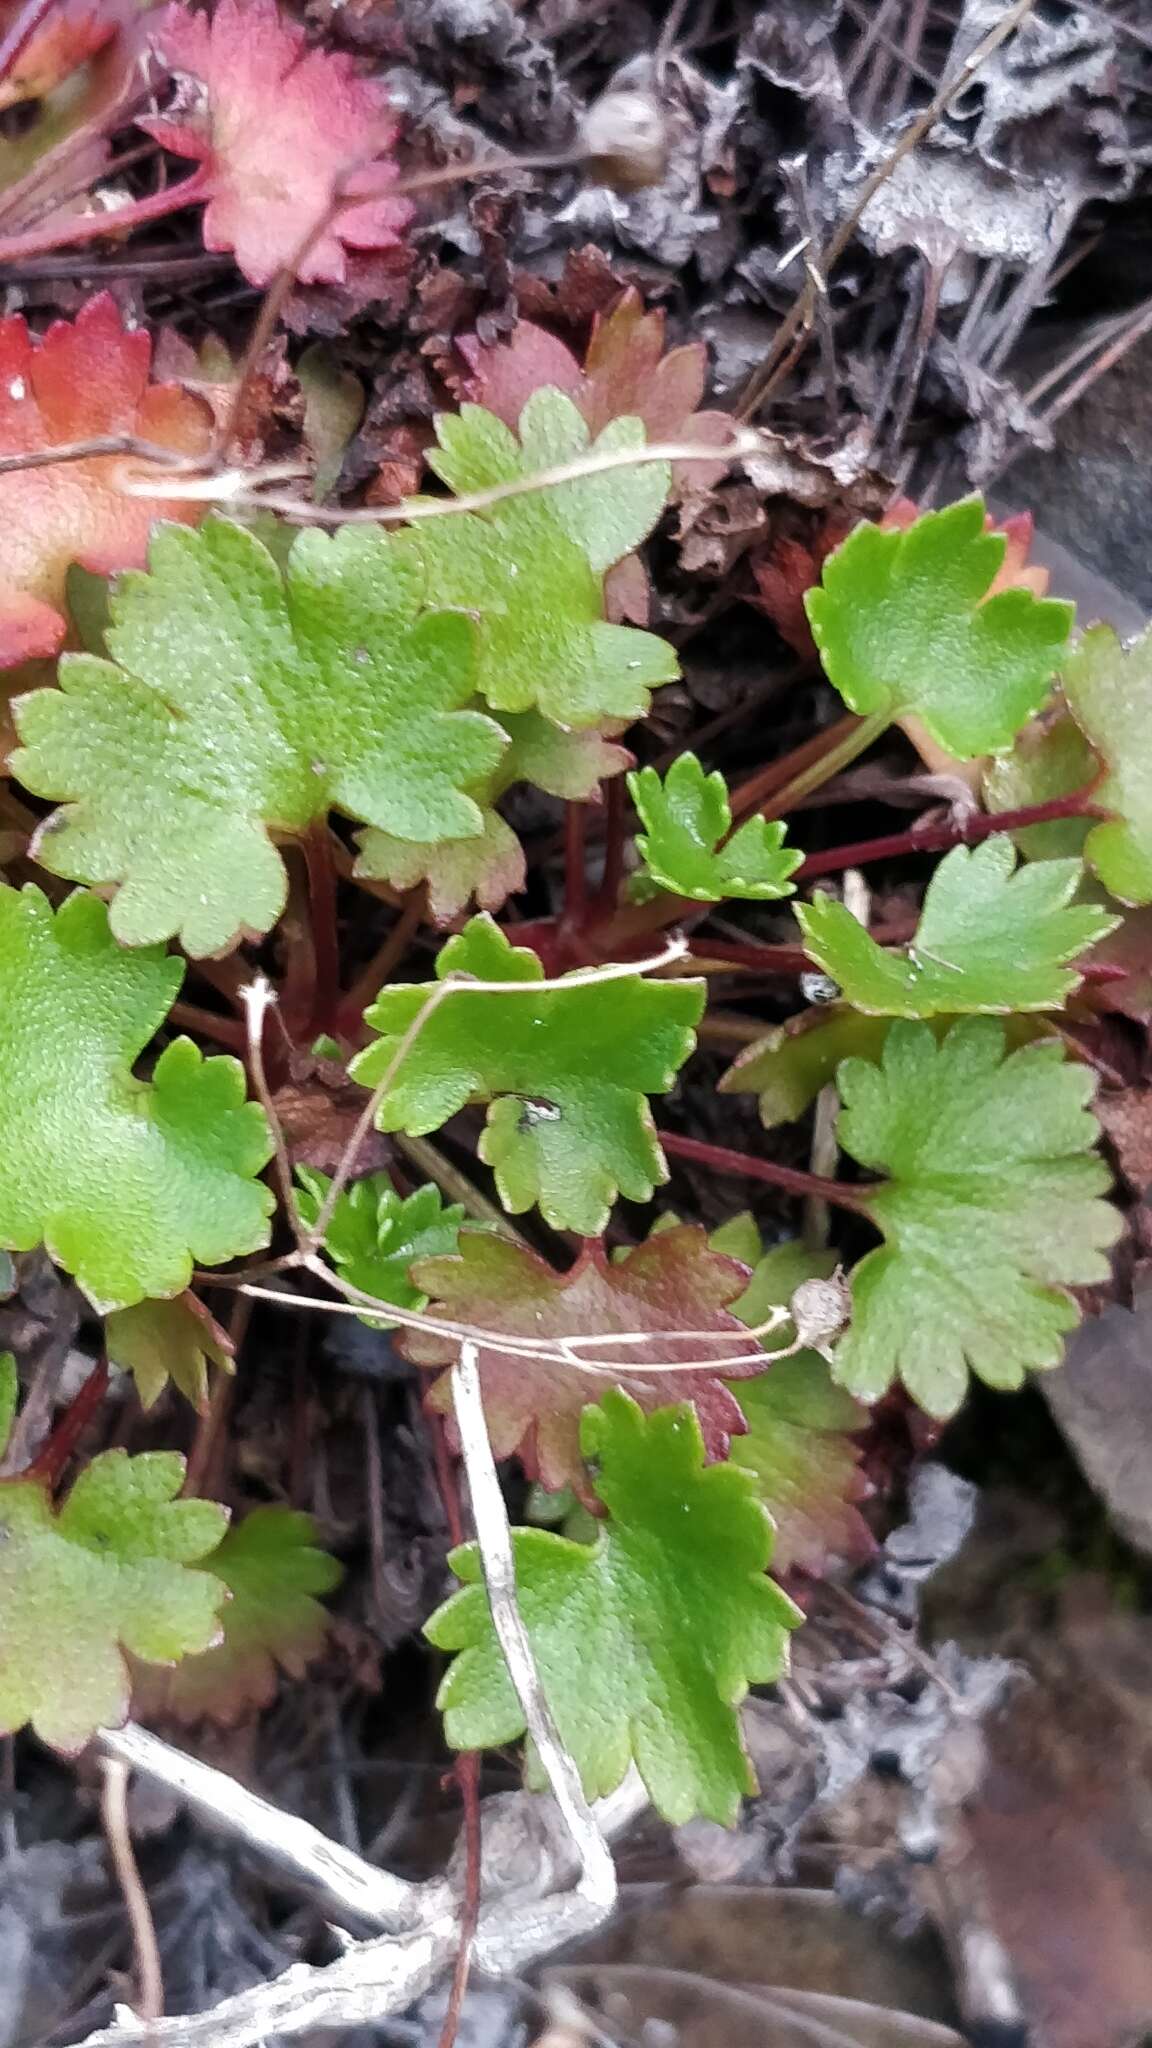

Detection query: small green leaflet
(796, 839), (1117, 1017)
(12, 517), (506, 954)
(833, 1018), (1120, 1416)
(426, 1390), (799, 1824)
(296, 1168), (466, 1325)
(1061, 623), (1152, 903)
(628, 753), (801, 902)
(721, 1236), (871, 1576)
(0, 1449), (227, 1752)
(136, 1506), (341, 1727)
(407, 393), (678, 728)
(0, 886), (273, 1311)
(105, 1293), (234, 1410)
(805, 499), (1074, 757)
(351, 916), (705, 1236)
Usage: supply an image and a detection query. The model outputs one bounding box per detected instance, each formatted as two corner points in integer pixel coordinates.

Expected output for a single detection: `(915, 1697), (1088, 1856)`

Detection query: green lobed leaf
(296, 1168), (466, 1326)
(721, 1237), (871, 1577)
(407, 395), (678, 728)
(833, 1018), (1121, 1415)
(135, 1506), (341, 1727)
(796, 839), (1117, 1017)
(429, 389), (670, 575)
(0, 885), (273, 1311)
(805, 498), (1074, 757)
(1060, 623), (1152, 903)
(12, 517), (506, 954)
(629, 753), (802, 903)
(0, 1448), (227, 1751)
(105, 1292), (234, 1411)
(351, 916), (705, 1236)
(719, 1004), (1056, 1129)
(426, 1390), (800, 1824)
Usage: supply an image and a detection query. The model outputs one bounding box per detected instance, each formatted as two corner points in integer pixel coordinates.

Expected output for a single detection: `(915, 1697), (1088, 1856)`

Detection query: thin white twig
(451, 1342), (616, 1936)
(115, 434), (762, 517)
(247, 1262), (792, 1377)
(240, 977), (298, 1223)
(98, 1727), (426, 1934)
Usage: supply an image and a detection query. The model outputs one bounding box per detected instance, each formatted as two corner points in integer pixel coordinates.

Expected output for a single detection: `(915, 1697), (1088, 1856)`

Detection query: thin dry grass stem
(116, 430), (761, 518)
(100, 1756), (165, 2024)
(736, 0), (1036, 419)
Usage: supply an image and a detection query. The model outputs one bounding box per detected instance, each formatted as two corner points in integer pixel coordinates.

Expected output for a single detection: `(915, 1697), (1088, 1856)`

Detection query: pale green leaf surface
(12, 518), (505, 953)
(409, 400), (677, 727)
(355, 809), (525, 925)
(797, 839), (1117, 1017)
(499, 710), (630, 800)
(834, 1018), (1120, 1415)
(429, 390), (669, 575)
(136, 1506), (341, 1726)
(629, 753), (801, 902)
(982, 708), (1098, 860)
(805, 499), (1074, 757)
(0, 1449), (227, 1751)
(296, 1169), (465, 1325)
(426, 1391), (799, 1824)
(0, 886), (273, 1311)
(105, 1293), (234, 1410)
(352, 916), (704, 1235)
(1061, 624), (1152, 903)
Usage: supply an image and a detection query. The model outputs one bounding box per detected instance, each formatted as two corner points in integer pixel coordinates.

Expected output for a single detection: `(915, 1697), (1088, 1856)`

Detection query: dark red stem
(687, 918), (917, 976)
(0, 167), (210, 265)
(797, 787), (1108, 883)
(594, 777), (627, 914)
(658, 1129), (872, 1212)
(301, 821), (341, 1039)
(25, 1356), (109, 1489)
(564, 802), (587, 928)
(435, 1751), (482, 2048)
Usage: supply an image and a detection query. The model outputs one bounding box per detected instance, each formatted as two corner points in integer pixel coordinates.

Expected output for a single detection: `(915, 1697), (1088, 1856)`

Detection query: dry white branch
(80, 1922), (457, 2048)
(451, 1339), (616, 1972)
(78, 1737), (646, 2048)
(98, 1725), (429, 1934)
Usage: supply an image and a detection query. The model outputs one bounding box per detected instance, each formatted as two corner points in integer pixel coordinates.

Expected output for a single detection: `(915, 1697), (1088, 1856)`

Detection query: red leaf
(459, 289), (729, 488)
(0, 293), (211, 669)
(456, 321), (586, 431)
(143, 0), (413, 287)
(0, 0), (129, 105)
(406, 1227), (762, 1501)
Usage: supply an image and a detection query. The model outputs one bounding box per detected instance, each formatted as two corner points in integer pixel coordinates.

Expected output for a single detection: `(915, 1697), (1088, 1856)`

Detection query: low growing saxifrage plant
(1, 290), (1142, 1825)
